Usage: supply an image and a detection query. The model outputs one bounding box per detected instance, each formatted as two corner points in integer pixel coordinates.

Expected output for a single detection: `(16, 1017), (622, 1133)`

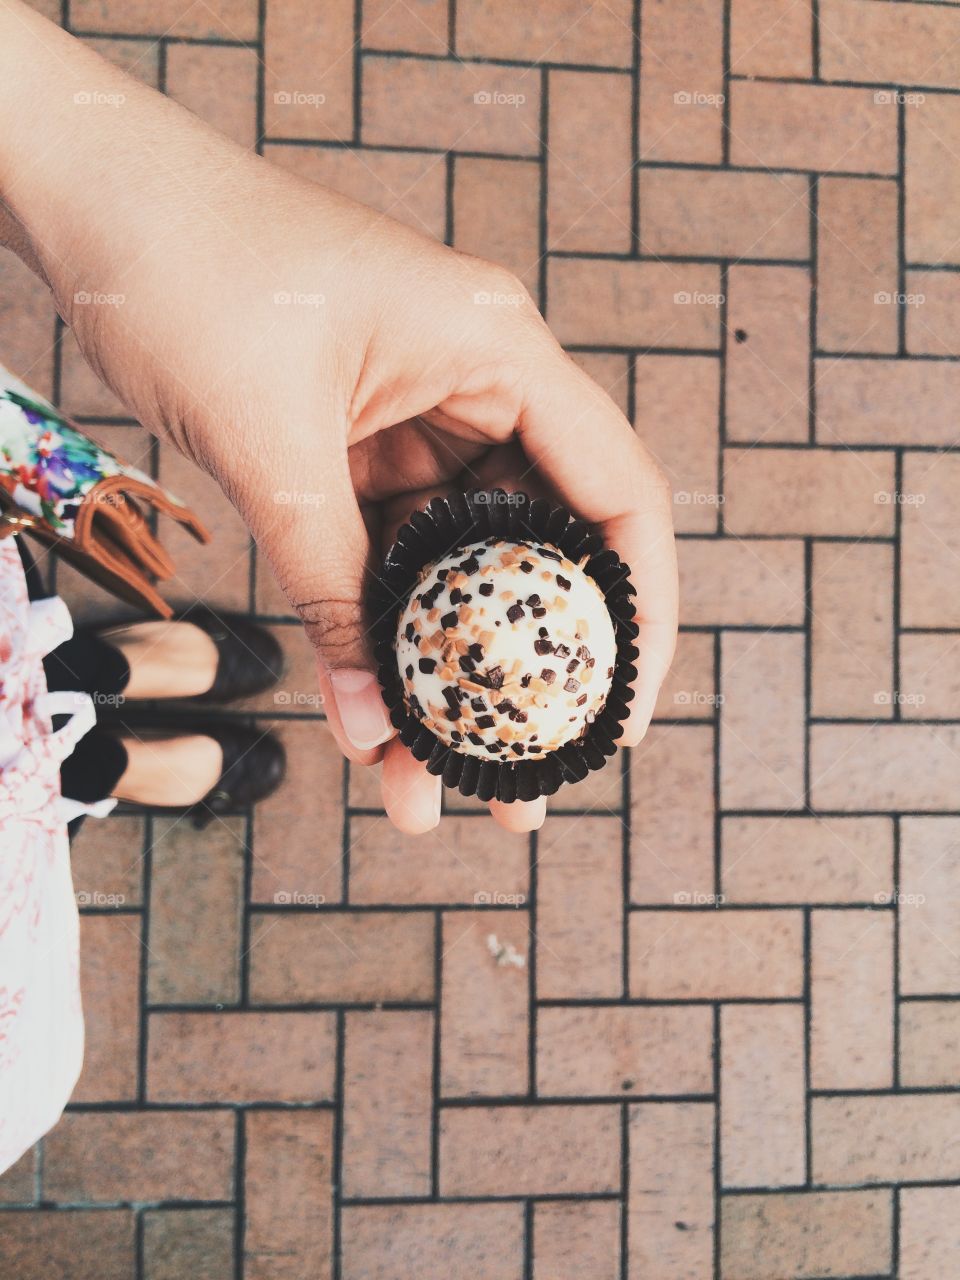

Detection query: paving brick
(349, 813), (528, 903)
(630, 723), (715, 905)
(343, 1010), (433, 1195)
(264, 0), (353, 140)
(147, 815), (244, 1005)
(821, 0), (960, 89)
(439, 1104), (620, 1195)
(722, 816), (894, 904)
(630, 909), (804, 998)
(816, 357), (960, 446)
(166, 44), (259, 148)
(730, 0), (813, 78)
(900, 1186), (960, 1280)
(0, 251), (55, 399)
(267, 142), (448, 241)
(341, 1203), (524, 1280)
(147, 1011), (336, 1102)
(730, 80), (898, 174)
(900, 633), (960, 719)
(362, 56), (540, 154)
(720, 1190), (892, 1279)
(533, 1201), (620, 1280)
(249, 909), (435, 1003)
(537, 1005), (713, 1096)
(251, 719), (344, 903)
(721, 1003), (805, 1188)
(566, 351), (630, 417)
(362, 0), (448, 53)
(535, 816), (622, 998)
(548, 257), (722, 348)
(627, 1102), (714, 1279)
(907, 95), (960, 265)
(725, 264), (810, 443)
(455, 0), (634, 66)
(454, 156), (541, 293)
(811, 908), (894, 1090)
(142, 1209), (234, 1280)
(234, 620), (319, 715)
(901, 1001), (960, 1087)
(906, 269), (960, 356)
(813, 1093), (960, 1183)
(640, 169), (810, 260)
(0, 1210), (135, 1280)
(817, 177), (900, 353)
(678, 538), (806, 626)
(244, 1111), (333, 1280)
(82, 36), (160, 86)
(71, 0), (258, 38)
(70, 814), (144, 906)
(901, 453), (960, 628)
(0, 1147), (35, 1204)
(441, 910), (528, 1097)
(548, 70), (632, 253)
(43, 1112), (234, 1202)
(720, 630), (806, 810)
(900, 818), (960, 995)
(811, 725), (960, 811)
(634, 354), (721, 533)
(724, 445), (894, 536)
(654, 631), (717, 721)
(811, 542), (896, 719)
(73, 914), (140, 1104)
(638, 0), (725, 164)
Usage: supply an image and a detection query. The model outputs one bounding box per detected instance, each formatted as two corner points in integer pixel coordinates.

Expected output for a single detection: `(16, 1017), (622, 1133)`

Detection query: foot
(100, 620), (219, 699)
(111, 732), (223, 806)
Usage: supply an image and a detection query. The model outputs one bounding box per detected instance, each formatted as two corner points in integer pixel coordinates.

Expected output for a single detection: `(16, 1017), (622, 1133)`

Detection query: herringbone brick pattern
(2, 0), (960, 1276)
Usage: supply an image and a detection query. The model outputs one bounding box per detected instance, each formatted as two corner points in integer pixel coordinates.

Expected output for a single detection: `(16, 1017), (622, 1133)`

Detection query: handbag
(0, 367), (210, 617)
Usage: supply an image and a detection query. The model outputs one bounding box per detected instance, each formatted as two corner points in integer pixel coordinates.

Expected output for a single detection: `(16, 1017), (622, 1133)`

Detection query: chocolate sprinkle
(478, 582), (494, 596)
(564, 677), (581, 693)
(506, 603), (524, 623)
(418, 658), (436, 674)
(441, 610), (458, 630)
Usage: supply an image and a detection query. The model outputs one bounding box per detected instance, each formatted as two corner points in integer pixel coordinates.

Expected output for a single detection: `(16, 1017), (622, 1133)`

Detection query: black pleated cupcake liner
(369, 489), (639, 803)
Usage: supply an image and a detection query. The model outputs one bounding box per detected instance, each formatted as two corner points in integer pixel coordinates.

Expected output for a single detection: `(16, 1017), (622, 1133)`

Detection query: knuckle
(293, 596), (366, 654)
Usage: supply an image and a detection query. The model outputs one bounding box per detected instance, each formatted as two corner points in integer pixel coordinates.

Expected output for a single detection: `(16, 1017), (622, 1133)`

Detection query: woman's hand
(0, 0), (678, 832)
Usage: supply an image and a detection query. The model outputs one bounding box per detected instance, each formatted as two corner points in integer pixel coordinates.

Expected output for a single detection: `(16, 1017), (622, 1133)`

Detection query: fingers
(489, 796), (546, 832)
(382, 739), (442, 832)
(516, 350), (679, 744)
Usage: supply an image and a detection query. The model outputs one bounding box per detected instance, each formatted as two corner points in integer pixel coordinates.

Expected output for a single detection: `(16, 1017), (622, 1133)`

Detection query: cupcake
(370, 491), (638, 803)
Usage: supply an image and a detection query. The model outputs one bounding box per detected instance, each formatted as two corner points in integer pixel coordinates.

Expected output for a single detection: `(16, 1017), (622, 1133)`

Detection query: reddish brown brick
(730, 80), (897, 174)
(454, 156), (541, 293)
(440, 1104), (620, 1195)
(730, 0), (813, 77)
(906, 270), (960, 356)
(678, 538), (805, 625)
(244, 1111), (333, 1280)
(456, 0), (633, 66)
(548, 257), (722, 348)
(0, 1147), (35, 1204)
(166, 44), (258, 148)
(721, 631), (806, 810)
(900, 818), (960, 995)
(249, 910), (435, 1003)
(70, 814), (143, 906)
(900, 633), (960, 719)
(638, 0), (725, 164)
(811, 908), (894, 1089)
(569, 351), (631, 417)
(631, 724), (715, 905)
(812, 542), (895, 719)
(634, 354), (721, 534)
(812, 725), (960, 810)
(147, 1011), (336, 1102)
(533, 1202), (620, 1280)
(142, 1209), (234, 1280)
(902, 453), (960, 627)
(344, 1010), (433, 1195)
(721, 1191), (892, 1279)
(821, 0), (960, 89)
(640, 169), (810, 260)
(362, 56), (540, 153)
(71, 0), (258, 38)
(900, 1187), (960, 1280)
(537, 1005), (713, 1096)
(813, 1093), (960, 1183)
(82, 36), (160, 86)
(342, 1203), (524, 1280)
(43, 1112), (234, 1202)
(907, 95), (960, 264)
(264, 0), (353, 140)
(722, 816), (893, 904)
(628, 1102), (714, 1279)
(0, 251), (55, 399)
(548, 70), (632, 253)
(0, 1210), (135, 1280)
(441, 910), (528, 1097)
(73, 914), (140, 1104)
(630, 910), (803, 998)
(654, 631), (717, 721)
(817, 177), (899, 353)
(147, 815), (244, 1005)
(816, 358), (960, 446)
(725, 264), (810, 443)
(536, 817), (622, 998)
(362, 0), (448, 54)
(900, 1002), (960, 1087)
(721, 1003), (805, 1188)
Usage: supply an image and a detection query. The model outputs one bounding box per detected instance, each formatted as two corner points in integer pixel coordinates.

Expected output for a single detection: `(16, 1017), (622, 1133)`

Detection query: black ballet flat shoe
(173, 607), (286, 703)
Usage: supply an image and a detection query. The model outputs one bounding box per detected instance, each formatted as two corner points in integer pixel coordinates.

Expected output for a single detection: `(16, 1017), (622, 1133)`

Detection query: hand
(0, 0), (678, 833)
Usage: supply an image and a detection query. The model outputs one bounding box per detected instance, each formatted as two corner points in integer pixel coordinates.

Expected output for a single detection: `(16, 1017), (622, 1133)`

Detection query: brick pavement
(3, 0), (960, 1276)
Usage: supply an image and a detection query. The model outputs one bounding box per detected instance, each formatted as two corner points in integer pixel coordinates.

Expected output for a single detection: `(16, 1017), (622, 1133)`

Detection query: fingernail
(328, 669), (393, 751)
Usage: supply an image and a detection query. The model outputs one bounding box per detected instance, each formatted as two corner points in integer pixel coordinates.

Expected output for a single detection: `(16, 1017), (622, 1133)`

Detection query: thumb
(259, 474), (394, 762)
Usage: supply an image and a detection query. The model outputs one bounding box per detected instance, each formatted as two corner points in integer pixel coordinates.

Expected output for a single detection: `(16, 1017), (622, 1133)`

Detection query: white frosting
(395, 538), (616, 761)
